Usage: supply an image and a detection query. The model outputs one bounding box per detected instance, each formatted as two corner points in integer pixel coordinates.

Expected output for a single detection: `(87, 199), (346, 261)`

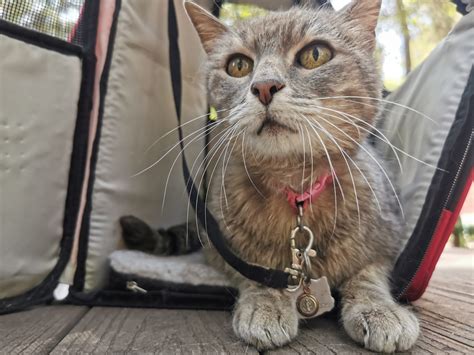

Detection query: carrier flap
(75, 0), (207, 292)
(377, 12), (474, 300)
(0, 1), (99, 313)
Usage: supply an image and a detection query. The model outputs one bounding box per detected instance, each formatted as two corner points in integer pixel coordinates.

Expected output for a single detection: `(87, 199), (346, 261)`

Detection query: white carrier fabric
(0, 35), (82, 299)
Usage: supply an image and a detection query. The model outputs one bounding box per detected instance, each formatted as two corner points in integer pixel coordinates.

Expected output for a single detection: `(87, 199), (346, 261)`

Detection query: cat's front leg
(340, 264), (419, 353)
(232, 282), (299, 350)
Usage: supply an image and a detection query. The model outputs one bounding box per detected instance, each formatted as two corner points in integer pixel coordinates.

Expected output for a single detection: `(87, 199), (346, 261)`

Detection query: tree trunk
(396, 0), (412, 75)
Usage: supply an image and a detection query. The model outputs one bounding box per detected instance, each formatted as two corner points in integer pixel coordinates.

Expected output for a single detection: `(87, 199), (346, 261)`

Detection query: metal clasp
(285, 225), (317, 288)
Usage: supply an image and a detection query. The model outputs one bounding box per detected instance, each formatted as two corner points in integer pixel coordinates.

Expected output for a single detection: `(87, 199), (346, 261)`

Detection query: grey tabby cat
(184, 0), (419, 352)
(124, 0), (420, 352)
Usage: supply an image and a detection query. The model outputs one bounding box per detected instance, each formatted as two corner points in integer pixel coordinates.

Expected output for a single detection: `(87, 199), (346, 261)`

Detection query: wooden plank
(51, 307), (258, 354)
(267, 314), (372, 355)
(0, 305), (89, 355)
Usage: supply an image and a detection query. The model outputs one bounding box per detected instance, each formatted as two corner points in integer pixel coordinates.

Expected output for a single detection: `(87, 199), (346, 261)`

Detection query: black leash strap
(168, 0), (289, 289)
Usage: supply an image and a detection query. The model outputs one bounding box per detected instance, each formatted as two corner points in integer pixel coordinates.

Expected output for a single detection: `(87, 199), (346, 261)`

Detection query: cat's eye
(226, 55), (253, 78)
(298, 44), (332, 70)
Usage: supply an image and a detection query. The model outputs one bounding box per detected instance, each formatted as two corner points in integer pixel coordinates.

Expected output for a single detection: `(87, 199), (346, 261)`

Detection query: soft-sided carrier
(0, 0), (472, 314)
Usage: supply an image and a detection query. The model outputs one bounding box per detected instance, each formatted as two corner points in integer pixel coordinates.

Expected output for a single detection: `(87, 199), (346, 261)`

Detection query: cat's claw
(342, 302), (419, 353)
(232, 289), (298, 350)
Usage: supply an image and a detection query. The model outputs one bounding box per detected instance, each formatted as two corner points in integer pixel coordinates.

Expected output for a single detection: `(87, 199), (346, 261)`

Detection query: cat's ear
(340, 0), (381, 34)
(184, 2), (229, 54)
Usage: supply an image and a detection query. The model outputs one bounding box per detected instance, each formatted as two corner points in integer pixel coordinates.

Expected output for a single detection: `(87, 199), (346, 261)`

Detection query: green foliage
(467, 225), (474, 237)
(452, 218), (467, 248)
(220, 3), (267, 25)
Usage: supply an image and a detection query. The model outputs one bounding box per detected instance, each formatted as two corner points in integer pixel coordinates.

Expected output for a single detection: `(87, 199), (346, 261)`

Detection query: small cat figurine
(123, 0), (420, 352)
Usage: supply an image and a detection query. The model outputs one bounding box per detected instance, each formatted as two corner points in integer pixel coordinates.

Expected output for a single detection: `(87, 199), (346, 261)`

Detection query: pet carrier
(0, 0), (472, 314)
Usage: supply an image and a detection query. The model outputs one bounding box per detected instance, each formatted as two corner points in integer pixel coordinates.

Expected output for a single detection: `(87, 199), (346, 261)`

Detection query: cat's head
(185, 0), (382, 161)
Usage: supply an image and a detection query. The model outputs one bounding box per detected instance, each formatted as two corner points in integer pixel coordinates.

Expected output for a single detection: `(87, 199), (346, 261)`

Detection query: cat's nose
(251, 80), (285, 106)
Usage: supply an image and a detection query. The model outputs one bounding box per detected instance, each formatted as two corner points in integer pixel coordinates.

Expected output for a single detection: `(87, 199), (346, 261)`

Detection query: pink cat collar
(285, 174), (333, 213)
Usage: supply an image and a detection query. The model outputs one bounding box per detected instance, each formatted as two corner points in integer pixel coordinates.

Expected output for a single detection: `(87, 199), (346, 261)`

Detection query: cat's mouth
(256, 116), (295, 136)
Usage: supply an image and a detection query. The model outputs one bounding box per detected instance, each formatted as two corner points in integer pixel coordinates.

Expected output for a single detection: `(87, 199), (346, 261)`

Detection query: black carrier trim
(69, 269), (237, 311)
(171, 0), (290, 289)
(73, 0), (122, 292)
(0, 0), (100, 314)
(392, 66), (474, 299)
(0, 19), (82, 56)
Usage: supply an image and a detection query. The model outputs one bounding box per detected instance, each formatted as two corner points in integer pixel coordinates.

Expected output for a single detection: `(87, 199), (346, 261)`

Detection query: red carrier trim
(404, 168), (473, 301)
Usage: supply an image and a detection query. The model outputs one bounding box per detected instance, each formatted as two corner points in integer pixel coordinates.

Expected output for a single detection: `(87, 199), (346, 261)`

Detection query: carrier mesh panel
(0, 0), (85, 45)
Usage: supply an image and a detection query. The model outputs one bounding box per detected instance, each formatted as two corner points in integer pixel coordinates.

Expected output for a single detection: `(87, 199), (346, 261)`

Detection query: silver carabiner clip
(290, 225), (316, 277)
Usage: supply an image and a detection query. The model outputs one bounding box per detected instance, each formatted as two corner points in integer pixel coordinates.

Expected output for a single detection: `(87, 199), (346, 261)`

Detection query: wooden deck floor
(1, 246), (472, 354)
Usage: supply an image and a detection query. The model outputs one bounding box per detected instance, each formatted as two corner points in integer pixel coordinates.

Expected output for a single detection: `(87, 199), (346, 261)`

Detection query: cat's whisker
(161, 119), (229, 212)
(313, 113), (405, 219)
(343, 150), (383, 216)
(193, 125), (241, 244)
(298, 123), (307, 192)
(292, 96), (443, 171)
(316, 95), (437, 124)
(132, 118), (228, 178)
(242, 133), (266, 200)
(144, 107), (233, 154)
(313, 104), (444, 172)
(205, 128), (242, 239)
(295, 102), (404, 173)
(218, 128), (244, 233)
(184, 124), (236, 246)
(201, 128), (243, 237)
(302, 124), (315, 214)
(316, 107), (403, 173)
(305, 113), (383, 216)
(221, 128), (241, 209)
(298, 114), (345, 203)
(298, 114), (341, 238)
(304, 116), (361, 231)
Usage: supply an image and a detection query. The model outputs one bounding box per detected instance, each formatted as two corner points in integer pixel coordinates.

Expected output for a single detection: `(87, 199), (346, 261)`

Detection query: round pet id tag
(288, 276), (335, 319)
(296, 291), (319, 317)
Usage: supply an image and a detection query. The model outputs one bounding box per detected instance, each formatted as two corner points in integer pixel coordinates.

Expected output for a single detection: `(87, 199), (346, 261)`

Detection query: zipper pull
(126, 281), (148, 294)
(53, 283), (70, 301)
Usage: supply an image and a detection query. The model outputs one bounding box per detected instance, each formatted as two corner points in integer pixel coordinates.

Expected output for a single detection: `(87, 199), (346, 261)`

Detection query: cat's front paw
(232, 289), (298, 350)
(342, 301), (419, 353)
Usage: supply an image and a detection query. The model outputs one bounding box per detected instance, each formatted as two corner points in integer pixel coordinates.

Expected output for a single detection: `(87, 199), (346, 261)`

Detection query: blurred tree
(453, 217), (466, 248)
(396, 0), (412, 74)
(380, 0), (461, 83)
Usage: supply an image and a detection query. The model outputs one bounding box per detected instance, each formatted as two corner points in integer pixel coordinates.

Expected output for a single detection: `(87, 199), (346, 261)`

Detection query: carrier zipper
(126, 281), (148, 294)
(53, 283), (70, 301)
(397, 131), (473, 299)
(443, 131), (473, 207)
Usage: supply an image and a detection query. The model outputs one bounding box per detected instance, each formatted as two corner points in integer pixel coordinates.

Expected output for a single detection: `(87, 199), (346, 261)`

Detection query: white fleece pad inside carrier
(110, 250), (231, 287)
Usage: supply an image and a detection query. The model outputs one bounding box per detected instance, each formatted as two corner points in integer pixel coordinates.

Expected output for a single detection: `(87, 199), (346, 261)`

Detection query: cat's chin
(245, 133), (302, 159)
(256, 117), (296, 136)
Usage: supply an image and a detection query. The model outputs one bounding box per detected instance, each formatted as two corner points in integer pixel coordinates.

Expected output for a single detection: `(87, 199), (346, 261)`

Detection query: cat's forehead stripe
(233, 8), (340, 56)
